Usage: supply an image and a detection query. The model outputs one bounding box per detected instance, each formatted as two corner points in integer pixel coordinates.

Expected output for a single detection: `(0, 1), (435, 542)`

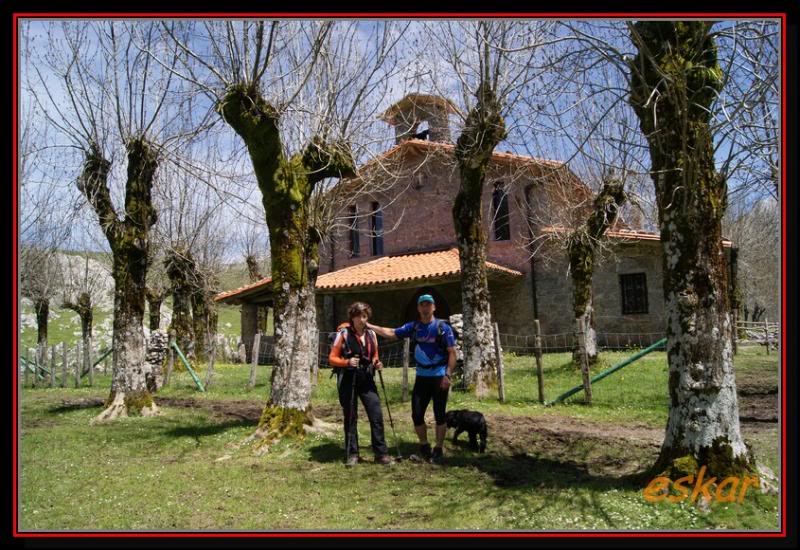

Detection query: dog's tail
(479, 423), (487, 453)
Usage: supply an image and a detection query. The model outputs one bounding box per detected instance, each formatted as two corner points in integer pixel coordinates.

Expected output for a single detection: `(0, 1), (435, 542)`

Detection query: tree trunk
(218, 84), (355, 448)
(34, 298), (49, 347)
(146, 289), (163, 332)
(165, 249), (195, 359)
(452, 83), (506, 397)
(568, 179), (626, 364)
(630, 21), (753, 478)
(246, 254), (263, 282)
(77, 138), (160, 424)
(191, 288), (208, 363)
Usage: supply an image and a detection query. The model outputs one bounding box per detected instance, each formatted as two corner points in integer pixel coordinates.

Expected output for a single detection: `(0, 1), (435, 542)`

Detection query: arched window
(492, 183), (511, 241)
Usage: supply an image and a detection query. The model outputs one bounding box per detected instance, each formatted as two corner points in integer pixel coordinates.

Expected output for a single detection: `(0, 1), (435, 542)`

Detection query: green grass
(18, 346), (780, 531)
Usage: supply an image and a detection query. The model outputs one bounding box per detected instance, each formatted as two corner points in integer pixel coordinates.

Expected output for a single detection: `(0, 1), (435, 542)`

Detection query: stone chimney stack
(380, 94), (458, 145)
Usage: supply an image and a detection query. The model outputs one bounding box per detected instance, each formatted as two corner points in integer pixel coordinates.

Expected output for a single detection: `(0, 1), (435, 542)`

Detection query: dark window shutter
(620, 273), (648, 314)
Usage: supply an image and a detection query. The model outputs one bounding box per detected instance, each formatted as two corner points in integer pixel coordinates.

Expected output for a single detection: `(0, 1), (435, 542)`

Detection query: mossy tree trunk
(452, 83), (506, 397)
(629, 21), (753, 478)
(567, 180), (626, 364)
(191, 286), (217, 363)
(145, 288), (165, 332)
(165, 249), (196, 359)
(77, 138), (160, 423)
(218, 84), (355, 445)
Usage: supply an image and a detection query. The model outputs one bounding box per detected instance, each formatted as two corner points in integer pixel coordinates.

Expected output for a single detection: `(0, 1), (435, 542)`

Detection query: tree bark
(165, 249), (196, 360)
(191, 288), (208, 363)
(568, 180), (626, 364)
(34, 298), (49, 346)
(245, 254), (263, 282)
(63, 292), (93, 344)
(77, 139), (160, 423)
(452, 83), (506, 397)
(629, 21), (753, 478)
(145, 288), (164, 332)
(218, 84), (355, 446)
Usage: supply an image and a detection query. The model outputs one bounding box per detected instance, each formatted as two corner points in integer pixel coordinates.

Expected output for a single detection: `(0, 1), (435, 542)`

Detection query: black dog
(445, 409), (487, 453)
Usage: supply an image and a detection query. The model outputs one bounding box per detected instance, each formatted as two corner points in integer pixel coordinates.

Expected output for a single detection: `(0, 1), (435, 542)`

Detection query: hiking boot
(345, 454), (360, 467)
(376, 454), (395, 465)
(429, 446), (445, 464)
(409, 443), (432, 462)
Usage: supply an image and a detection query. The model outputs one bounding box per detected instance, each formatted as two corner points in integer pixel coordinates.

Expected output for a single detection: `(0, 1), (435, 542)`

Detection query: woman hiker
(328, 302), (395, 466)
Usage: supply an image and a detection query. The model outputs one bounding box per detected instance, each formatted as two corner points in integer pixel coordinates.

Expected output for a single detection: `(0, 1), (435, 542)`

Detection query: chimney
(380, 94), (458, 145)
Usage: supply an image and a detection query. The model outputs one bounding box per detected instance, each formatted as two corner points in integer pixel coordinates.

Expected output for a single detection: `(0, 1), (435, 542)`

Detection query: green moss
(123, 390), (155, 416)
(253, 404), (312, 451)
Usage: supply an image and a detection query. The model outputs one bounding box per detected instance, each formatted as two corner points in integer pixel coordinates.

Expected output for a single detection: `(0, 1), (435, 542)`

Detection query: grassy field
(18, 346), (780, 531)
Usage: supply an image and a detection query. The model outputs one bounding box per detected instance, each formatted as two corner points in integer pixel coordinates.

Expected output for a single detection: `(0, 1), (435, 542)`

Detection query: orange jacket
(328, 322), (380, 368)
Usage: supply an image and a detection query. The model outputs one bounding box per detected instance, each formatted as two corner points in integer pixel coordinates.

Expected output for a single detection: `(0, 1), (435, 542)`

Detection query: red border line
(12, 11), (789, 539)
(12, 11), (18, 540)
(11, 12), (789, 18)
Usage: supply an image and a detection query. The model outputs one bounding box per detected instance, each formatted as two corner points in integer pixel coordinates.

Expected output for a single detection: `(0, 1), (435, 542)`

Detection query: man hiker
(328, 301), (395, 466)
(367, 294), (457, 464)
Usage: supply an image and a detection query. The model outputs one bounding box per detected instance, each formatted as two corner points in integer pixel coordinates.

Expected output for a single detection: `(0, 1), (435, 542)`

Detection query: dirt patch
(736, 371), (779, 423)
(153, 397), (263, 423)
(484, 413), (661, 477)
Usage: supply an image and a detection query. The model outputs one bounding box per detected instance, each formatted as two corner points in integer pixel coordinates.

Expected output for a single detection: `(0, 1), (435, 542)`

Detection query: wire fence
(243, 327), (672, 368)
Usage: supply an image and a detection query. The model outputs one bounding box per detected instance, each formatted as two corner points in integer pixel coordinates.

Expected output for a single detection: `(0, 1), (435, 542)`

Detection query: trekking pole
(377, 367), (403, 461)
(347, 359), (359, 463)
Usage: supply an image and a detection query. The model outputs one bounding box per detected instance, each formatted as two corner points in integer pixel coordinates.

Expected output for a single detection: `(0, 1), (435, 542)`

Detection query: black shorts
(411, 374), (449, 426)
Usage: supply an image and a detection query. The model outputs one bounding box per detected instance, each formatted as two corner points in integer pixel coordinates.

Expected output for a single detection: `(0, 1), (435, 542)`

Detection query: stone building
(215, 94), (734, 358)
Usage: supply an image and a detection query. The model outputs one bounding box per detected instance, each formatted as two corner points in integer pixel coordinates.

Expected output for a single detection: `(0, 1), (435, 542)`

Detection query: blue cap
(417, 294), (435, 305)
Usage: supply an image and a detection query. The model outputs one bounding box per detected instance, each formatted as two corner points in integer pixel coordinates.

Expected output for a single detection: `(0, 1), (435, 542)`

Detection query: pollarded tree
(423, 20), (556, 395)
(628, 21), (753, 478)
(26, 21), (205, 422)
(161, 20), (407, 446)
(567, 178), (627, 364)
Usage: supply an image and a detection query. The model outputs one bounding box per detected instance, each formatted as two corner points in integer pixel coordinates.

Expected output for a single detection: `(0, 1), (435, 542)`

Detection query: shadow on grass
(444, 452), (649, 492)
(47, 398), (104, 414)
(307, 440), (430, 464)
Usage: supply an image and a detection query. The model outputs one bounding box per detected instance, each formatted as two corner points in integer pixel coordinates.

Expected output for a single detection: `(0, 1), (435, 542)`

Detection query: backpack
(328, 324), (377, 378)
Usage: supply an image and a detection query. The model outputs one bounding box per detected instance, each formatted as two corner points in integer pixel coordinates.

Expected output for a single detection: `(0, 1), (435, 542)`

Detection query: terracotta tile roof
(214, 277), (273, 302)
(355, 138), (565, 179)
(316, 248), (523, 291)
(214, 248), (523, 303)
(540, 226), (734, 247)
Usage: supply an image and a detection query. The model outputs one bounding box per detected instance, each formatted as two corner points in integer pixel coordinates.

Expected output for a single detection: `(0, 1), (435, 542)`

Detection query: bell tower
(380, 94), (458, 145)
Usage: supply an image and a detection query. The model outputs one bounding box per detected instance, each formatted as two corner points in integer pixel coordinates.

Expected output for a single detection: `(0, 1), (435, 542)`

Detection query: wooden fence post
(534, 320), (545, 404)
(49, 346), (56, 388)
(493, 322), (505, 403)
(204, 333), (216, 389)
(575, 316), (592, 405)
(61, 342), (68, 388)
(764, 317), (770, 354)
(401, 338), (410, 402)
(75, 340), (82, 388)
(248, 333), (262, 388)
(87, 337), (94, 387)
(33, 344), (41, 388)
(732, 308), (738, 356)
(164, 331), (175, 387)
(23, 348), (29, 388)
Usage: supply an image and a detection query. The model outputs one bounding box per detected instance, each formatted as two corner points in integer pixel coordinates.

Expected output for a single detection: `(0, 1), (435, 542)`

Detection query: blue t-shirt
(394, 317), (456, 377)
